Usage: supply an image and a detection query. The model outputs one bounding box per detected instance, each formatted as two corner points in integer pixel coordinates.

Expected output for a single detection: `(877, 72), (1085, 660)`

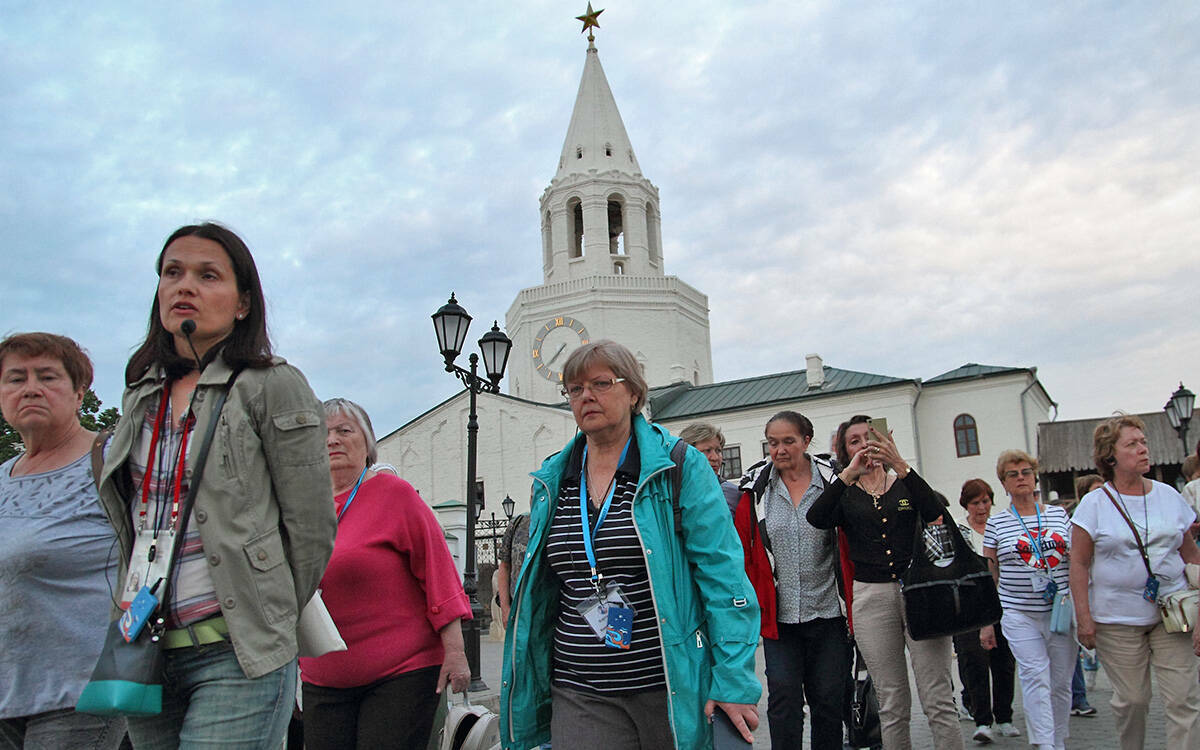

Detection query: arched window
(954, 414), (980, 457)
(568, 198), (583, 258)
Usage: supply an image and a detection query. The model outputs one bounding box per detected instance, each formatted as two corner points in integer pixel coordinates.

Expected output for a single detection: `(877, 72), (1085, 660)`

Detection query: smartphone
(711, 710), (752, 749)
(867, 417), (889, 441)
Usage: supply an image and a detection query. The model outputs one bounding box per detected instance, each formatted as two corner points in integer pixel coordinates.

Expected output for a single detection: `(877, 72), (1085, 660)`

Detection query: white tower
(506, 30), (714, 403)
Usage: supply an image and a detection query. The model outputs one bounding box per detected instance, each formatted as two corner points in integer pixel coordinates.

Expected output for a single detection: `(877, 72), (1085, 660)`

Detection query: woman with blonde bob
(501, 340), (761, 750)
(981, 450), (1073, 750)
(1070, 414), (1200, 750)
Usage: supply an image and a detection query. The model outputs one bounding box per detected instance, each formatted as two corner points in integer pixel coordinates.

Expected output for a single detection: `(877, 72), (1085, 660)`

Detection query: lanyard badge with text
(575, 438), (636, 649)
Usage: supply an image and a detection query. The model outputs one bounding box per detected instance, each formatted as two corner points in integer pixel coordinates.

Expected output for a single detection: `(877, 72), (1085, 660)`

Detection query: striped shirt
(127, 393), (220, 627)
(546, 439), (666, 694)
(983, 504), (1071, 613)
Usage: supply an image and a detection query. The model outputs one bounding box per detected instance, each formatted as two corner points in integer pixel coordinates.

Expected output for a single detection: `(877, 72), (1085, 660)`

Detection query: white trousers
(1000, 608), (1075, 746)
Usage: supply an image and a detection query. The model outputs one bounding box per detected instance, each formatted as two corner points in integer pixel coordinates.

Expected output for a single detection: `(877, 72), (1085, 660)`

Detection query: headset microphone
(179, 320), (202, 371)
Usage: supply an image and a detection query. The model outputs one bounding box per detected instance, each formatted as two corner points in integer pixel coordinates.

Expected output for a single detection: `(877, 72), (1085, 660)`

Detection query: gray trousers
(550, 684), (673, 749)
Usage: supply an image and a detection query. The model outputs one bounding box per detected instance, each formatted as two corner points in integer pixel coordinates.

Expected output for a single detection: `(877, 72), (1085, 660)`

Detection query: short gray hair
(561, 340), (649, 412)
(323, 397), (378, 467)
(679, 423), (725, 448)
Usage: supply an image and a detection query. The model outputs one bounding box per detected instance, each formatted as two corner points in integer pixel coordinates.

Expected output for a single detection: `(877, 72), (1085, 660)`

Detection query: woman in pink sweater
(300, 398), (471, 750)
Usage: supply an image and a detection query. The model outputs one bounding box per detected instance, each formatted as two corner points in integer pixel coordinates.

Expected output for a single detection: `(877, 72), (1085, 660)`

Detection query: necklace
(857, 472), (888, 511)
(587, 471), (616, 507)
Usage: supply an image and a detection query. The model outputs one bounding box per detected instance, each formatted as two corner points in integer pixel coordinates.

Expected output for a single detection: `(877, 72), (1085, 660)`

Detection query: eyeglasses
(562, 377), (626, 401)
(1003, 468), (1036, 479)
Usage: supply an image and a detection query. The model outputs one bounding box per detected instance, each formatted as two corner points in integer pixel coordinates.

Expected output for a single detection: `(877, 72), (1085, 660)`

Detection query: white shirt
(1072, 480), (1194, 626)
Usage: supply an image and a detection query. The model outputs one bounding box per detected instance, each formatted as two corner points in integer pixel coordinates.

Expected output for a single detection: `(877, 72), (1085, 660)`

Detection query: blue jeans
(126, 642), (296, 750)
(762, 617), (850, 750)
(0, 708), (126, 750)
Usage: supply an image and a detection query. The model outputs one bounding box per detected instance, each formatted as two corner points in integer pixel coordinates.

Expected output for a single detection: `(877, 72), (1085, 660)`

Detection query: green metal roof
(648, 366), (913, 420)
(926, 363), (1029, 384)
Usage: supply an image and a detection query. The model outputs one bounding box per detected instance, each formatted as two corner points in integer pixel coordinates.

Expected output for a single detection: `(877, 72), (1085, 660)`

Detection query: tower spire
(556, 8), (640, 180)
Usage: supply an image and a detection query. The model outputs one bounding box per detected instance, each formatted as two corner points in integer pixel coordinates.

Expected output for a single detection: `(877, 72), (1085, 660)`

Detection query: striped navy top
(983, 504), (1071, 613)
(546, 438), (666, 694)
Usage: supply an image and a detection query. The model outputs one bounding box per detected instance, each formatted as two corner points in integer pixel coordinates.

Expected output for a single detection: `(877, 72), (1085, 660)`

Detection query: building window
(722, 446), (742, 480)
(761, 441), (770, 459)
(576, 146), (583, 159)
(605, 143), (613, 157)
(954, 414), (980, 457)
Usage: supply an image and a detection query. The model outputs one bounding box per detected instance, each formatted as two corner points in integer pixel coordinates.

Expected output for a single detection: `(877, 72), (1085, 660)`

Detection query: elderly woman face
(565, 362), (636, 438)
(766, 419), (812, 472)
(964, 494), (993, 524)
(0, 352), (85, 438)
(1112, 426), (1151, 477)
(326, 411), (370, 473)
(1000, 461), (1037, 499)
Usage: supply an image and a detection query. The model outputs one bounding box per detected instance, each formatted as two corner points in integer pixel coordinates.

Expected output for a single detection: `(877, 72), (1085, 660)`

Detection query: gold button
(257, 550), (268, 561)
(297, 414), (308, 424)
(886, 550), (892, 556)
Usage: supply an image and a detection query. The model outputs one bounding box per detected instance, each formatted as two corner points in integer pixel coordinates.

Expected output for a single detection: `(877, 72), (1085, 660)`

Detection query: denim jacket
(500, 415), (761, 749)
(97, 356), (336, 679)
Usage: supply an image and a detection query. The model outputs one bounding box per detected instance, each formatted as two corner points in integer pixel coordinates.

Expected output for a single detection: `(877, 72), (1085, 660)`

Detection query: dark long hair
(125, 223), (273, 384)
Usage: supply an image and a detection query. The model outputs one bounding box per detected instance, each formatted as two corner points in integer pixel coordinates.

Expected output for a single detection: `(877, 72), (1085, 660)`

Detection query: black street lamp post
(1164, 382), (1196, 462)
(432, 293), (512, 692)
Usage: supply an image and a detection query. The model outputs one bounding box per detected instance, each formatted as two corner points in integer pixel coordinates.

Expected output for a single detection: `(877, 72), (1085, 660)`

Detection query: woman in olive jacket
(97, 223), (335, 748)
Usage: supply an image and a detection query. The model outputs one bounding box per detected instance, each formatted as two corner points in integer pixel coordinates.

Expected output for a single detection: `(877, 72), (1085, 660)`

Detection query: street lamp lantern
(1164, 382), (1195, 460)
(502, 494), (515, 520)
(432, 293), (472, 366)
(479, 321), (513, 387)
(431, 294), (510, 692)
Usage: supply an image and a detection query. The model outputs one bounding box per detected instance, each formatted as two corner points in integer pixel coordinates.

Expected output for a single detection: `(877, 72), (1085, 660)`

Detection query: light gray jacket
(97, 355), (336, 678)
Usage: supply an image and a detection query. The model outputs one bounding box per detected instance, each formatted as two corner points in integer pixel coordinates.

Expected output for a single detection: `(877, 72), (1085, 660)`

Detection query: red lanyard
(137, 385), (194, 533)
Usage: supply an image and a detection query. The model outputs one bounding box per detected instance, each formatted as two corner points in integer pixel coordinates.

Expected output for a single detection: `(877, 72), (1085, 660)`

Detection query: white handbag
(1160, 589), (1200, 634)
(439, 691), (500, 750)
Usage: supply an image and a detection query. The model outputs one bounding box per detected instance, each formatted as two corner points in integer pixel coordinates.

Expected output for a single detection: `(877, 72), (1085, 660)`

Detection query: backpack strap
(90, 429), (112, 491)
(669, 438), (688, 539)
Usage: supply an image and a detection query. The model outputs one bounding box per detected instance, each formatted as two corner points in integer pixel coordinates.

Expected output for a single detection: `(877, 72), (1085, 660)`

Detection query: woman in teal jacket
(500, 340), (761, 750)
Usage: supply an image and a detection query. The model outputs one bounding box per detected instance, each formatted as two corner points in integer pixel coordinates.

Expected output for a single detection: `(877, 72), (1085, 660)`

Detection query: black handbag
(845, 641), (881, 749)
(76, 373), (236, 716)
(900, 510), (1002, 641)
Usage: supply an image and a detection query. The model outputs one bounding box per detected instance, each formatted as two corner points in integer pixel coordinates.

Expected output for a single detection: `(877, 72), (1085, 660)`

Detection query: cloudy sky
(3, 1), (1198, 436)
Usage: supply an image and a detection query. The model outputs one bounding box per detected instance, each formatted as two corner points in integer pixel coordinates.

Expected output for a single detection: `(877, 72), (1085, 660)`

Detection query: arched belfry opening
(568, 198), (584, 258)
(607, 194), (625, 255)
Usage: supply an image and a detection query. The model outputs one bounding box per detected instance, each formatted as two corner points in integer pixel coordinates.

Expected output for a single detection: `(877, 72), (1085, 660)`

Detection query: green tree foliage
(0, 389), (119, 463)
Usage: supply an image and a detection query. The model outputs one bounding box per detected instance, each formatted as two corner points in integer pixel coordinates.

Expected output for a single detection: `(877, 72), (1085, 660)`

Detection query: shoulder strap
(154, 369), (240, 635)
(90, 429), (112, 491)
(1101, 485), (1153, 577)
(669, 438), (688, 539)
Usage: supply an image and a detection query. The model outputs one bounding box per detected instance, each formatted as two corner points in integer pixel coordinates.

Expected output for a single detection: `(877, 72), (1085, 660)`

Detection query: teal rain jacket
(500, 415), (762, 749)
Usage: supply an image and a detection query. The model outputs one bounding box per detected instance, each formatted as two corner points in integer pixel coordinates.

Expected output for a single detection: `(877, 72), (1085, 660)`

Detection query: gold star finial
(576, 3), (604, 42)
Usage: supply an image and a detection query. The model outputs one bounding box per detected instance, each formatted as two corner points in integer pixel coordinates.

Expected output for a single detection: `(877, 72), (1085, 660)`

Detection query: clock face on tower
(532, 316), (590, 383)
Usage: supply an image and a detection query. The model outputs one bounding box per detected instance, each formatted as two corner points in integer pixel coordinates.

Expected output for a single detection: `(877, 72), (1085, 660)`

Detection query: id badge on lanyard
(578, 438), (636, 649)
(120, 385), (188, 610)
(119, 529), (178, 609)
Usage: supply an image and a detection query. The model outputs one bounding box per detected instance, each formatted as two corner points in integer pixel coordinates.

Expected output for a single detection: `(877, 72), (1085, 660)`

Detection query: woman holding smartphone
(807, 415), (962, 750)
(97, 223), (336, 748)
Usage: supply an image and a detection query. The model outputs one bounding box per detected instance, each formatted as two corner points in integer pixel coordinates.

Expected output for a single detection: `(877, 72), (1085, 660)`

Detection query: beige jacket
(98, 355), (336, 678)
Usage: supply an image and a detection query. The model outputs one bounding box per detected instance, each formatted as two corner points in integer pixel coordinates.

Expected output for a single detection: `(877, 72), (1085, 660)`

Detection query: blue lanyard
(337, 467), (369, 522)
(579, 437), (632, 588)
(1009, 503), (1047, 569)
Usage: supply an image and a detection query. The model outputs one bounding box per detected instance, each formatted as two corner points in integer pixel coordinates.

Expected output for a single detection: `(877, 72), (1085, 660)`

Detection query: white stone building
(376, 36), (1056, 526)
